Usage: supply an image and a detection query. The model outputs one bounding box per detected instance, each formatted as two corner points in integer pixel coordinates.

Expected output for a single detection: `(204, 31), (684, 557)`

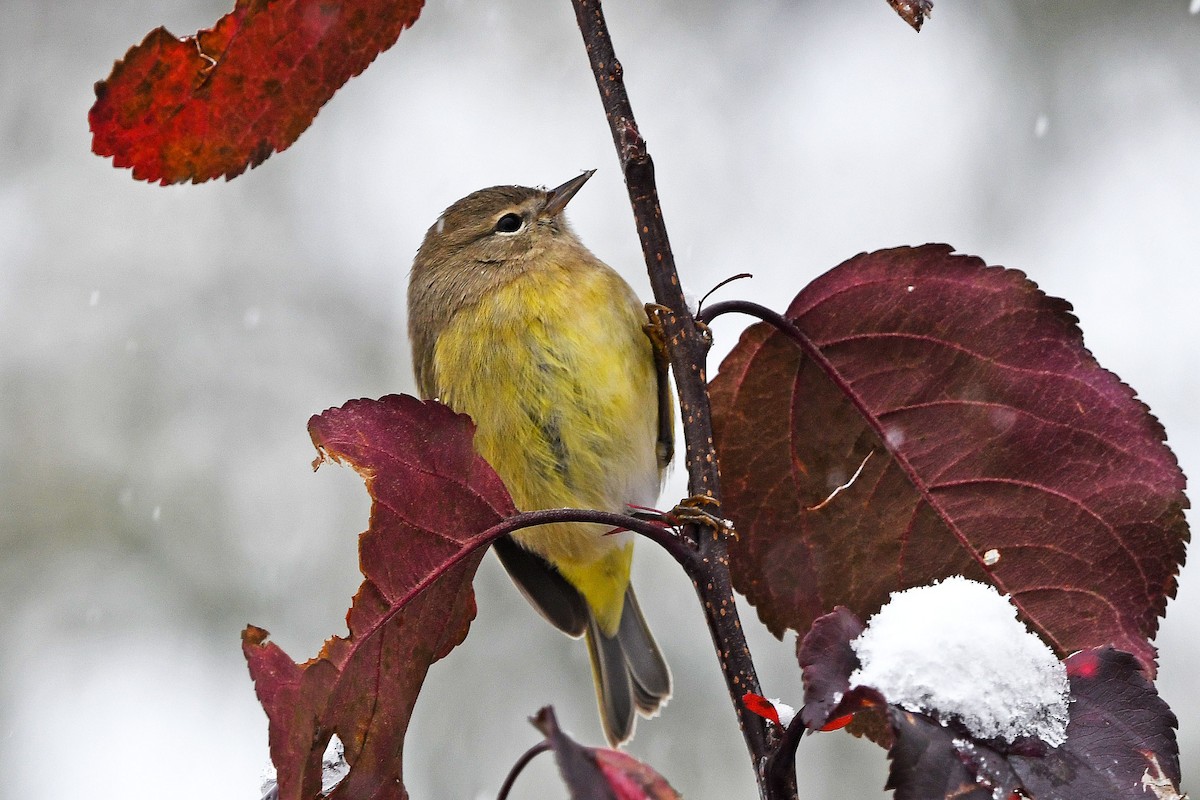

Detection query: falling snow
(1034, 113), (1050, 138)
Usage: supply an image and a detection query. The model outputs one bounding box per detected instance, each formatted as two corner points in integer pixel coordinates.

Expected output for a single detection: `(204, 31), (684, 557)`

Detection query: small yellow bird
(407, 171), (673, 745)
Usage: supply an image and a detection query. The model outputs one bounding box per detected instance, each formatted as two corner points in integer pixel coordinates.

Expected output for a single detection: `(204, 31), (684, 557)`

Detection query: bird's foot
(643, 303), (672, 364)
(666, 495), (736, 540)
(645, 302), (712, 348)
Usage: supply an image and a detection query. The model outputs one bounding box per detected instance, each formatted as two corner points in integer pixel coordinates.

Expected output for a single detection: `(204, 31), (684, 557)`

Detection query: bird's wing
(492, 535), (589, 637)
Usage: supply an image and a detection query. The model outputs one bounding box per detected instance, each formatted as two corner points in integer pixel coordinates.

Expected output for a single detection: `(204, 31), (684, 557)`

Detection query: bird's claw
(643, 304), (672, 362)
(666, 495), (736, 540)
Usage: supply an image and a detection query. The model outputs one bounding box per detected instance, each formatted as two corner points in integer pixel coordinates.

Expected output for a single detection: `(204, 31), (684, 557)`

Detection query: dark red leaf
(532, 707), (682, 800)
(244, 395), (515, 800)
(796, 607), (865, 730)
(886, 0), (933, 31)
(882, 648), (1183, 800)
(531, 708), (613, 800)
(710, 244), (1188, 674)
(90, 0), (424, 184)
(1010, 647), (1182, 799)
(795, 607), (890, 743)
(794, 603), (1181, 798)
(886, 709), (1023, 800)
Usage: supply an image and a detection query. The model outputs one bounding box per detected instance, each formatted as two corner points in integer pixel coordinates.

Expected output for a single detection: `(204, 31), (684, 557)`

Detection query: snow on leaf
(710, 244), (1189, 675)
(90, 0), (424, 184)
(796, 605), (1182, 799)
(850, 578), (1069, 748)
(243, 395), (515, 800)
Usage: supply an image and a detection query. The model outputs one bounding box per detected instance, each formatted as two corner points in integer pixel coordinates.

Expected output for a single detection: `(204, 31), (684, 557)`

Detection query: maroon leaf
(1010, 647), (1182, 799)
(885, 709), (1023, 800)
(90, 0), (424, 184)
(800, 617), (1182, 799)
(796, 607), (866, 730)
(882, 648), (1183, 800)
(710, 244), (1188, 674)
(796, 607), (890, 743)
(532, 707), (682, 800)
(592, 750), (682, 800)
(244, 395), (515, 800)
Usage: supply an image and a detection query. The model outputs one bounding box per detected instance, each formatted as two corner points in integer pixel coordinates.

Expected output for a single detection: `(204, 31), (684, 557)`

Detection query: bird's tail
(585, 586), (672, 747)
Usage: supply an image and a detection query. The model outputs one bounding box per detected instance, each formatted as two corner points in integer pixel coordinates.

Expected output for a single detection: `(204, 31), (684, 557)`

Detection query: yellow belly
(431, 261), (661, 632)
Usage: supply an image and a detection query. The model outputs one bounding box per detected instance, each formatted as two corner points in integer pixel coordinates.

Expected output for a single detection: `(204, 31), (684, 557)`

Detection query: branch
(568, 2), (780, 795)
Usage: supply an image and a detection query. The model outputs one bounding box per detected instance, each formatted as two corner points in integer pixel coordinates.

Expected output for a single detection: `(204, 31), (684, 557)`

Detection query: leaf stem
(765, 714), (808, 798)
(567, 2), (778, 796)
(492, 507), (697, 566)
(698, 299), (877, 442)
(496, 740), (552, 800)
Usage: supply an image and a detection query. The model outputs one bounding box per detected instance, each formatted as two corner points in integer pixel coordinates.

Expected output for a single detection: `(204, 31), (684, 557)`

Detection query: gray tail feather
(586, 586), (672, 746)
(618, 587), (672, 714)
(492, 539), (670, 745)
(586, 615), (636, 746)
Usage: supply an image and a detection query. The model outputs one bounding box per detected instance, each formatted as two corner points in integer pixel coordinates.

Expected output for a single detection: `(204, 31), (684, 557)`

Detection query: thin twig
(568, 1), (776, 795)
(697, 273), (754, 315)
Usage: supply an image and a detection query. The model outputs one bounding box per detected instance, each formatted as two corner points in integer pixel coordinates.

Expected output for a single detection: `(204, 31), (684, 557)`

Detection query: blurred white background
(1, 1), (1197, 797)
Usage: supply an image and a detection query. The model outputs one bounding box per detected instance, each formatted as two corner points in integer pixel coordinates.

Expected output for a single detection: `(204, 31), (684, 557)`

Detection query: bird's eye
(494, 213), (524, 234)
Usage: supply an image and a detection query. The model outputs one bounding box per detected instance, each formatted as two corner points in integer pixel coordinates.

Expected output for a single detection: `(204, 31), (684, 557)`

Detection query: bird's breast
(431, 262), (662, 568)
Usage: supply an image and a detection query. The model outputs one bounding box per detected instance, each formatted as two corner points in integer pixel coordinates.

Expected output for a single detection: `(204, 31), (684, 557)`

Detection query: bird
(407, 170), (673, 746)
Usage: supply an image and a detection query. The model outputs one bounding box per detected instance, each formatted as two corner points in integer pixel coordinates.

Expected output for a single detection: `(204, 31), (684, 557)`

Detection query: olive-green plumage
(407, 171), (673, 746)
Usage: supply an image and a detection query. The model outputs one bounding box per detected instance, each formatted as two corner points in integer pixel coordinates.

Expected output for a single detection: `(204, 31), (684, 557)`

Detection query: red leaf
(795, 608), (890, 742)
(710, 245), (1188, 674)
(794, 599), (1181, 798)
(244, 395), (515, 800)
(593, 749), (683, 800)
(820, 714), (854, 732)
(532, 707), (682, 800)
(90, 0), (424, 184)
(743, 692), (782, 726)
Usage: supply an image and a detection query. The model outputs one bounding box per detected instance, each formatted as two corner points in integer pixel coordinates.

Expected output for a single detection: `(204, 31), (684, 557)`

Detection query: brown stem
(496, 740), (552, 800)
(568, 2), (779, 795)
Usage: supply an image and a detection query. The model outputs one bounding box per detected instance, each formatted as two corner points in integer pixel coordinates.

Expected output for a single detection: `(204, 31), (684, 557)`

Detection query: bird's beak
(543, 170), (596, 217)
